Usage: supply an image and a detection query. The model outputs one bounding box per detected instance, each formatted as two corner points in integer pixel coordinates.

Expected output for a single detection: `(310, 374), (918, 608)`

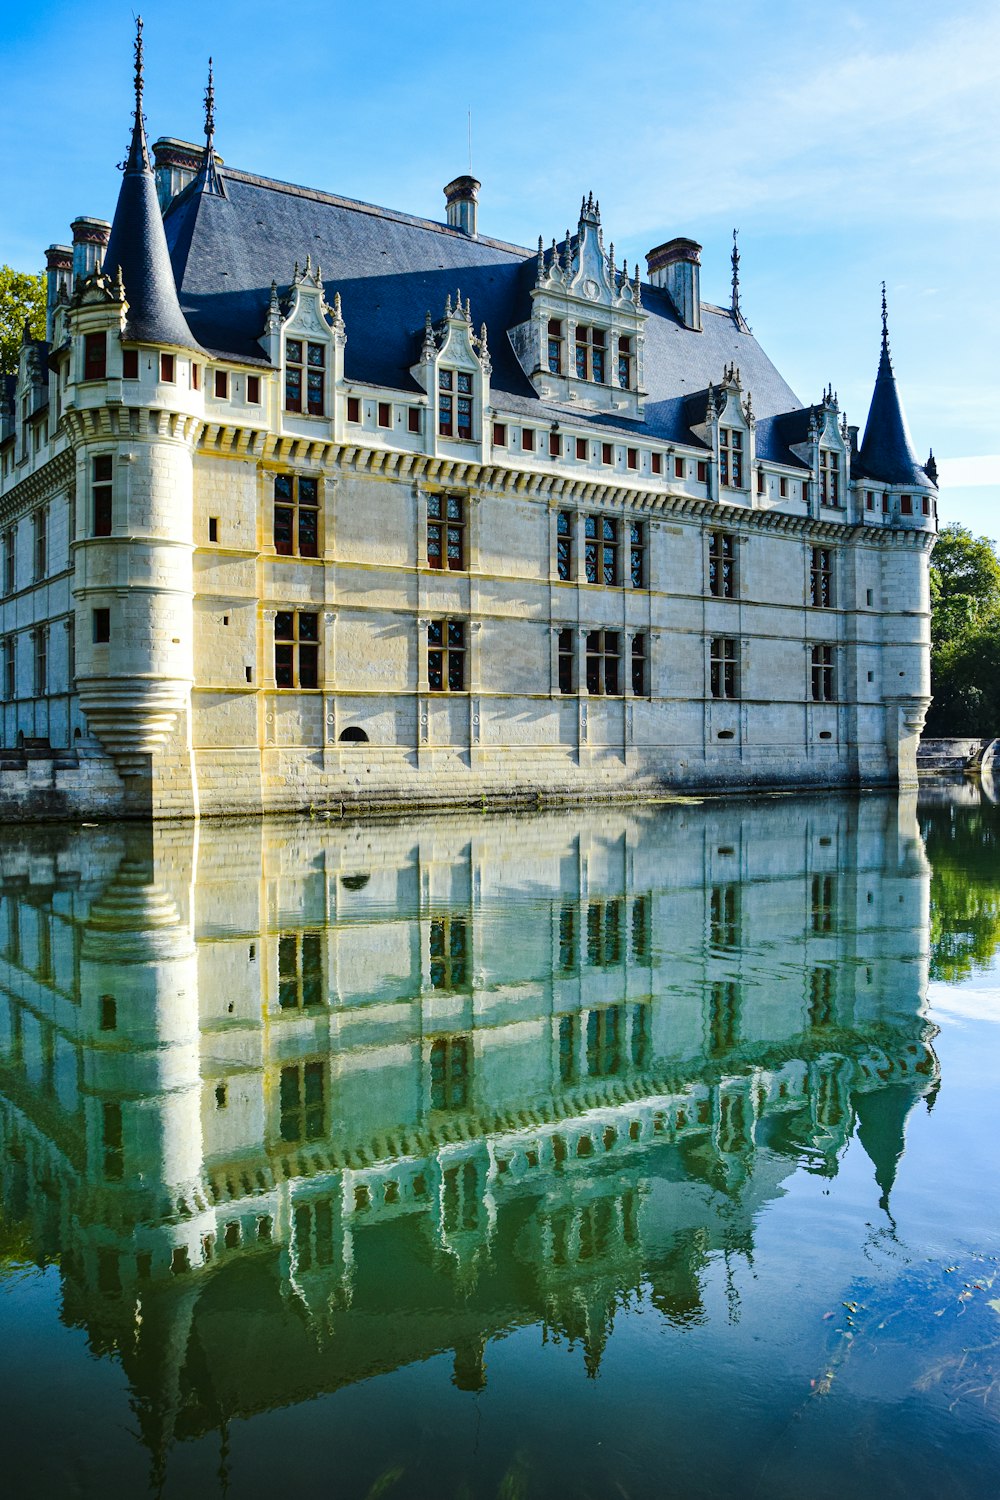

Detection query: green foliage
(922, 800), (1000, 980)
(926, 523), (1000, 736)
(0, 264), (46, 378)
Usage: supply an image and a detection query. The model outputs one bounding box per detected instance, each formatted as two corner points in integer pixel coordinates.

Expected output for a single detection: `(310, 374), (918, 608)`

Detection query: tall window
(708, 531), (736, 597)
(587, 899), (623, 967)
(810, 873), (835, 934)
(279, 1061), (325, 1143)
(278, 931), (324, 1010)
(274, 610), (319, 688)
(2, 529), (14, 595)
(810, 547), (833, 607)
(720, 429), (743, 487)
(558, 627), (574, 693)
(439, 369), (473, 439)
(710, 884), (740, 948)
(429, 1035), (469, 1108)
(631, 634), (647, 695)
(709, 981), (740, 1055)
(273, 474), (319, 557)
(575, 325), (606, 383)
(819, 450), (840, 506)
(33, 627), (47, 696)
(2, 638), (14, 701)
(428, 620), (465, 691)
(629, 521), (646, 588)
(556, 510), (572, 580)
(33, 509), (47, 581)
(83, 332), (106, 382)
(585, 515), (618, 585)
(429, 919), (468, 991)
(285, 339), (325, 416)
(811, 644), (835, 702)
(428, 495), (465, 570)
(547, 319), (563, 374)
(587, 1005), (623, 1077)
(710, 636), (738, 699)
(618, 335), (633, 390)
(585, 629), (620, 694)
(92, 456), (113, 536)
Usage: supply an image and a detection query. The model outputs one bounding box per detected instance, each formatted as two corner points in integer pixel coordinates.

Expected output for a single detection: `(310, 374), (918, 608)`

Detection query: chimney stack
(646, 238), (702, 332)
(444, 176), (480, 238)
(152, 138), (223, 212)
(44, 244), (73, 340)
(71, 217), (111, 283)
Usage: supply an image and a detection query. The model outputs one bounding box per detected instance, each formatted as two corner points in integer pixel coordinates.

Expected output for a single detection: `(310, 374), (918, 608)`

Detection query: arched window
(338, 726), (368, 743)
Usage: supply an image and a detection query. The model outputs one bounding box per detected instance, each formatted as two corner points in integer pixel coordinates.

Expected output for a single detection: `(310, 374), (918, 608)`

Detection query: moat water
(1, 785), (999, 1499)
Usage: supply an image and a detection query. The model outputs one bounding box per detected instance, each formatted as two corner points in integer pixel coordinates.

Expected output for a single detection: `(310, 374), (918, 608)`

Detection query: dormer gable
(411, 289), (491, 451)
(788, 387), (849, 511)
(262, 257), (345, 424)
(509, 194), (647, 420)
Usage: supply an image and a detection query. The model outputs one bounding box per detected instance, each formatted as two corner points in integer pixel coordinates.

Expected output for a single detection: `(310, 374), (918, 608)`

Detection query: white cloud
(938, 456), (1000, 488)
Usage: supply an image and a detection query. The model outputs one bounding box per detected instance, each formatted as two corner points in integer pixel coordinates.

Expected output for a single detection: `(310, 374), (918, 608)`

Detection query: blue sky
(2, 0), (996, 541)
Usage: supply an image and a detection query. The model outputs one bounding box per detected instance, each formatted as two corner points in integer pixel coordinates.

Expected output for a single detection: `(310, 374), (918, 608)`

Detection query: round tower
(66, 19), (204, 798)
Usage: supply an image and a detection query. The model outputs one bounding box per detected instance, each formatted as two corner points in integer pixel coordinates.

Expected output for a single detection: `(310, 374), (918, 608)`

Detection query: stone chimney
(71, 217), (111, 284)
(444, 176), (480, 238)
(45, 244), (73, 340)
(152, 138), (224, 212)
(646, 238), (702, 332)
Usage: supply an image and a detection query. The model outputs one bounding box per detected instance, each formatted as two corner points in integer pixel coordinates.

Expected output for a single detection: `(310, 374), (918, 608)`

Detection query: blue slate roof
(858, 335), (931, 488)
(163, 165), (808, 456)
(105, 97), (199, 351)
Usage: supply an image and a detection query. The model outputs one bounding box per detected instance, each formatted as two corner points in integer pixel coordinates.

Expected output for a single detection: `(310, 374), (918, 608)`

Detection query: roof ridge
(218, 166), (536, 260)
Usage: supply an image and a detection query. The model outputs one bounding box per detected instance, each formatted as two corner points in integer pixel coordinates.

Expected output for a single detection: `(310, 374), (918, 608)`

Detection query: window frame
(92, 455), (113, 537)
(274, 609), (320, 689)
(810, 643), (835, 702)
(708, 531), (737, 598)
(810, 546), (833, 608)
(819, 449), (840, 507)
(427, 618), (466, 692)
(285, 339), (326, 417)
(710, 636), (738, 699)
(719, 427), (744, 488)
(273, 473), (320, 559)
(427, 494), (466, 571)
(83, 332), (106, 382)
(584, 628), (621, 695)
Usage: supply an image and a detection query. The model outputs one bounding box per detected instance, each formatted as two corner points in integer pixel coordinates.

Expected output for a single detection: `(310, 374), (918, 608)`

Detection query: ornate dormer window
(510, 194), (647, 419)
(411, 289), (491, 455)
(691, 365), (754, 495)
(788, 386), (848, 512)
(262, 257), (345, 431)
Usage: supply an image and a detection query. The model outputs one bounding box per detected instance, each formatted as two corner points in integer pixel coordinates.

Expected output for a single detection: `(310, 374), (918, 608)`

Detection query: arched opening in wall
(340, 873), (370, 891)
(338, 727), (369, 743)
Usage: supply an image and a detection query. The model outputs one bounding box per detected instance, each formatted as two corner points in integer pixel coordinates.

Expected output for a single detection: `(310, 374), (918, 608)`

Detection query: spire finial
(134, 15), (144, 116)
(205, 56), (216, 145)
(881, 280), (888, 342)
(731, 228), (741, 320)
(197, 56), (227, 198)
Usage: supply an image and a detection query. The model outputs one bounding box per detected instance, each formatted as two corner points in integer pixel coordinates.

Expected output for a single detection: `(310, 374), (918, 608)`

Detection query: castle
(0, 23), (938, 820)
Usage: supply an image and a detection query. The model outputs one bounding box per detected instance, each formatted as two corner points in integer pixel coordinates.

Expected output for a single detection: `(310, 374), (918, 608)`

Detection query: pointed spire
(925, 449), (938, 486)
(195, 56), (226, 197)
(859, 283), (930, 487)
(103, 18), (199, 350)
(731, 229), (741, 317)
(123, 15), (150, 174)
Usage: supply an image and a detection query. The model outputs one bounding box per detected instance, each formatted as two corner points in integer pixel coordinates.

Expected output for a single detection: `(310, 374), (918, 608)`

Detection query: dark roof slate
(858, 337), (930, 488)
(163, 166), (804, 450)
(105, 103), (200, 351)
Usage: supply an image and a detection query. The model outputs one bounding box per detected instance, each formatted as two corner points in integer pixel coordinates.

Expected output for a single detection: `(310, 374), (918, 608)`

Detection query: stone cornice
(0, 449), (74, 525)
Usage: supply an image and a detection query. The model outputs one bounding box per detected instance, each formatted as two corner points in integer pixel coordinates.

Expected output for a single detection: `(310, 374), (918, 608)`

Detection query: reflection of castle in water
(0, 797), (937, 1458)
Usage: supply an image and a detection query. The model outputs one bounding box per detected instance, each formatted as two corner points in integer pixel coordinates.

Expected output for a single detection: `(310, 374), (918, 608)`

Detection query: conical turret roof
(103, 19), (199, 351)
(858, 286), (931, 488)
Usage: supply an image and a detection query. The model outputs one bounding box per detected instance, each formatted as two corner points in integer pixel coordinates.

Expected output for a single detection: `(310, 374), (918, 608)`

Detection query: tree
(0, 264), (46, 378)
(926, 523), (1000, 737)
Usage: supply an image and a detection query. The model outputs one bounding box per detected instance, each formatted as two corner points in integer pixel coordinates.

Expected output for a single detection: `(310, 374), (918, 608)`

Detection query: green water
(1, 787), (999, 1499)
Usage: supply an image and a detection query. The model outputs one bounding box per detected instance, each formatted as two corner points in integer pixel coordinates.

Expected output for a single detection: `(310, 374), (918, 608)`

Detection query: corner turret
(858, 285), (932, 490)
(102, 17), (198, 350)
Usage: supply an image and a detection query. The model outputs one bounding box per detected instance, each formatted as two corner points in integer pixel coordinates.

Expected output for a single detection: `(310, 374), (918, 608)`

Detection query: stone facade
(0, 31), (939, 820)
